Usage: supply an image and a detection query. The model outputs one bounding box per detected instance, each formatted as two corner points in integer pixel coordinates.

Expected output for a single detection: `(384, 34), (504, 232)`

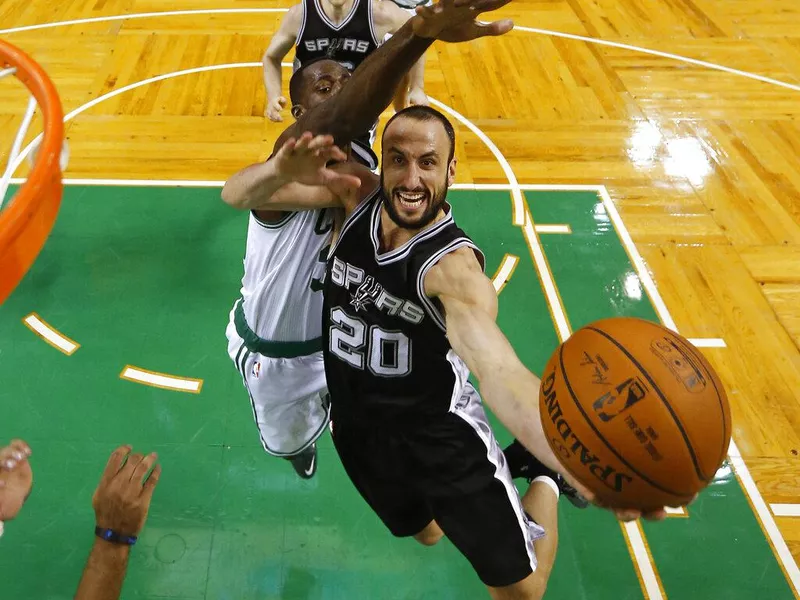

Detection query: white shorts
(226, 304), (330, 457)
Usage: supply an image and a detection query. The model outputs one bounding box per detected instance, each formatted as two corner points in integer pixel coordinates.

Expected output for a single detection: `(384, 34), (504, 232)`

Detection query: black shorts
(330, 385), (545, 588)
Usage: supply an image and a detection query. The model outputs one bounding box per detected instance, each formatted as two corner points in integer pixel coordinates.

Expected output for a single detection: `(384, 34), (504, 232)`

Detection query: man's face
(380, 116), (456, 230)
(294, 60), (351, 116)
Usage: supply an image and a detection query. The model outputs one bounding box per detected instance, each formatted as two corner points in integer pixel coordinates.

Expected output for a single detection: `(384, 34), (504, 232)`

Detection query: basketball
(539, 317), (732, 511)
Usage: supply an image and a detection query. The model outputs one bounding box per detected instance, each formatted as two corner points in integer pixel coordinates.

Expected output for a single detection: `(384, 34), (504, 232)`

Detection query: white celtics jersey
(239, 208), (334, 342)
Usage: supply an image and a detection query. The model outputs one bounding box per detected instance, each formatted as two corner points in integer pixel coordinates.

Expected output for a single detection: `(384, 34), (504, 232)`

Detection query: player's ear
(447, 157), (457, 187)
(291, 104), (305, 119)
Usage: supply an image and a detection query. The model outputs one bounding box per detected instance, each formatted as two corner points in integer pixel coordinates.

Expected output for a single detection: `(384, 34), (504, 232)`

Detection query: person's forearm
(263, 53), (283, 102)
(75, 538), (131, 600)
(294, 22), (433, 145)
(222, 159), (287, 210)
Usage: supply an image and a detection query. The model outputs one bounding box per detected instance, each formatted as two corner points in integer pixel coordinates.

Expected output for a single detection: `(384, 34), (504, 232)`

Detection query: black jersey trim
(329, 186), (381, 257)
(314, 0), (360, 31)
(416, 238), (485, 332)
(369, 199), (455, 264)
(251, 210), (298, 229)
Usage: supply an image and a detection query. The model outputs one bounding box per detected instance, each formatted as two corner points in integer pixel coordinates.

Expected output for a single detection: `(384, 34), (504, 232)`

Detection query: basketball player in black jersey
(224, 2), (669, 596)
(263, 0), (427, 123)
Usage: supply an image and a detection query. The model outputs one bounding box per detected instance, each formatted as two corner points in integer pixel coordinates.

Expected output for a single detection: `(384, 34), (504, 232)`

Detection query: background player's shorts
(330, 384), (545, 587)
(226, 305), (330, 457)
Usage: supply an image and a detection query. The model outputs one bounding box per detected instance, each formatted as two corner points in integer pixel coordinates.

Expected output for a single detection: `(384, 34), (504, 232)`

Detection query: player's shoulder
(424, 246), (486, 299)
(283, 3), (305, 28)
(371, 0), (410, 27)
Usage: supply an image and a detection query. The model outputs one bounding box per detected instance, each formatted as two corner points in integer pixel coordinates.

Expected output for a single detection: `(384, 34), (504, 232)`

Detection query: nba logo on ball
(539, 317), (732, 511)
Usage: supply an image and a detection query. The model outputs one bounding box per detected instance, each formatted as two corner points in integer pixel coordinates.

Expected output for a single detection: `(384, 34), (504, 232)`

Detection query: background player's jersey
(322, 191), (485, 425)
(239, 207), (334, 342)
(295, 0), (380, 72)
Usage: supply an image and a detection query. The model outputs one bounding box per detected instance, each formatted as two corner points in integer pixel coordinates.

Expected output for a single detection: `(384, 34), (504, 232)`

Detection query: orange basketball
(539, 317), (731, 511)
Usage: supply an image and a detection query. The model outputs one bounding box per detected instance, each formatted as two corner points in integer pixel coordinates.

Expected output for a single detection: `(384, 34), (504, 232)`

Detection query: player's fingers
(131, 453), (157, 485)
(99, 445), (132, 483)
(613, 508), (641, 522)
(8, 440), (31, 459)
(642, 509), (668, 522)
(279, 137), (297, 156)
(328, 145), (348, 162)
(469, 0), (512, 12)
(141, 463), (162, 500)
(294, 132), (314, 152)
(307, 134), (334, 152)
(473, 19), (514, 38)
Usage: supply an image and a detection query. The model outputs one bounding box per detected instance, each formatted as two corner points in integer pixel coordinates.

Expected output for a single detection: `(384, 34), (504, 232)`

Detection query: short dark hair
(382, 106), (456, 163)
(288, 58), (340, 105)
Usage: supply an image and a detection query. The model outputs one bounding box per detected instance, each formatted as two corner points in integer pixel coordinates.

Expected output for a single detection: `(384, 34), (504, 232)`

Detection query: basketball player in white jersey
(224, 0), (506, 478)
(263, 0), (427, 123)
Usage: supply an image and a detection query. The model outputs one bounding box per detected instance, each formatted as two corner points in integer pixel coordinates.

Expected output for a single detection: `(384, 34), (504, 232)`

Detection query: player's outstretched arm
(424, 248), (567, 475)
(279, 0), (513, 149)
(222, 133), (375, 212)
(427, 248), (669, 523)
(263, 5), (302, 122)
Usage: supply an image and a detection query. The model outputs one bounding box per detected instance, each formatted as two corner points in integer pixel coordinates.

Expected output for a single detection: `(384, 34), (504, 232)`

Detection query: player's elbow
(221, 181), (250, 210)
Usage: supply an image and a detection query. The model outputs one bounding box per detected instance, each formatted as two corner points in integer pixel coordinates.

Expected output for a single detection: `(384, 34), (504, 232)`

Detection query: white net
(0, 66), (38, 211)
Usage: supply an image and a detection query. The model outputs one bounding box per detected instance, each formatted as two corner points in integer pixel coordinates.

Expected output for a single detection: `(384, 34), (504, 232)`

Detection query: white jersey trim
(367, 0), (381, 47)
(329, 186), (381, 257)
(451, 383), (542, 573)
(369, 199), (455, 265)
(296, 0), (308, 46)
(314, 0), (360, 31)
(415, 237), (484, 332)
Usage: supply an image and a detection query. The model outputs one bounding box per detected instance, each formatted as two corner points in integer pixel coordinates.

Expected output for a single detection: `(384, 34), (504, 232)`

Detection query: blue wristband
(95, 526), (137, 546)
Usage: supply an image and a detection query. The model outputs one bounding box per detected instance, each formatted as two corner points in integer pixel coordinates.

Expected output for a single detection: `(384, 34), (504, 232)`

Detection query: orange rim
(0, 39), (64, 304)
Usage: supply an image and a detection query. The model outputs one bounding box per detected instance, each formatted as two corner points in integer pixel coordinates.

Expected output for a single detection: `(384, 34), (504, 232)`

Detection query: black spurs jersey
(322, 191), (486, 426)
(295, 0), (380, 73)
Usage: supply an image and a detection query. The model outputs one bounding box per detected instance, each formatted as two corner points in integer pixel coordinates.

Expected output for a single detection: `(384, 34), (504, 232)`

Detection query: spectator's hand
(92, 446), (161, 535)
(0, 439), (33, 522)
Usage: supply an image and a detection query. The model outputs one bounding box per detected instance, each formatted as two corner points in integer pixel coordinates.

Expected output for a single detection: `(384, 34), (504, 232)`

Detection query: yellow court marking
(22, 313), (80, 355)
(491, 254), (519, 294)
(120, 365), (203, 394)
(534, 224), (572, 234)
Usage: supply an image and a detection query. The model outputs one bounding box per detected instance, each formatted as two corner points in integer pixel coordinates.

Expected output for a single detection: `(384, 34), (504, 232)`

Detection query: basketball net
(0, 39), (65, 304)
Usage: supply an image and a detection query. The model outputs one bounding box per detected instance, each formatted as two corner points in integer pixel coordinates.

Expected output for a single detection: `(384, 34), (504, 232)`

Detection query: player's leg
(413, 519), (444, 546)
(330, 417), (435, 538)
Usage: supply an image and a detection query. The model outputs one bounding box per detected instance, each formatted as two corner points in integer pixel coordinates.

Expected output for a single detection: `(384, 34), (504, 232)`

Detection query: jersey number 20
(329, 307), (410, 377)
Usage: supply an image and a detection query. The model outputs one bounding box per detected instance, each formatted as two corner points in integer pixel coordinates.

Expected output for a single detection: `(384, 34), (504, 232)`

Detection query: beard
(380, 171), (450, 231)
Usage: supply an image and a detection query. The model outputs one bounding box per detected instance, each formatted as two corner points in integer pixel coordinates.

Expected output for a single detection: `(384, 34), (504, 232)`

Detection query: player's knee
(413, 529), (443, 547)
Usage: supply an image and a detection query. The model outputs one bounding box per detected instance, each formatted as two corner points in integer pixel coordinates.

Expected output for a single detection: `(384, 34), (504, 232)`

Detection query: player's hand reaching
(266, 96), (288, 122)
(274, 132), (362, 195)
(559, 470), (672, 522)
(411, 0), (514, 43)
(92, 445), (161, 536)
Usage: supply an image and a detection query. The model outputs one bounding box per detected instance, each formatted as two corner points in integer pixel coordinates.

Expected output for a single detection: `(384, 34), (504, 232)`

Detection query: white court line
(771, 505), (800, 518)
(0, 67), (17, 80)
(0, 8), (290, 35)
(491, 254), (518, 293)
(688, 338), (727, 348)
(534, 224), (571, 234)
(665, 506), (686, 516)
(428, 98), (524, 225)
(121, 366), (203, 393)
(514, 26), (800, 94)
(624, 522), (665, 600)
(601, 185), (800, 595)
(22, 313), (80, 355)
(3, 9), (798, 93)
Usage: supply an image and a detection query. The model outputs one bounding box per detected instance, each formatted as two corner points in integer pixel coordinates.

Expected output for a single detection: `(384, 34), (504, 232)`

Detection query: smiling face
(380, 114), (456, 231)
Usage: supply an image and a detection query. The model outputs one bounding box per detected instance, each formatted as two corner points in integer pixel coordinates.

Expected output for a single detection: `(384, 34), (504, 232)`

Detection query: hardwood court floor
(1, 1), (799, 598)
